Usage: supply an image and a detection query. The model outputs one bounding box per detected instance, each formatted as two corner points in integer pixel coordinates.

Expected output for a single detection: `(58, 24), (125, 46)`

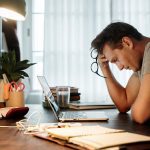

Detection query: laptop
(37, 76), (109, 122)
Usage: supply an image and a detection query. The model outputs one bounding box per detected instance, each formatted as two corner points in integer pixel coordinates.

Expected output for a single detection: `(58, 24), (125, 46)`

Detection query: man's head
(91, 22), (143, 54)
(91, 22), (144, 72)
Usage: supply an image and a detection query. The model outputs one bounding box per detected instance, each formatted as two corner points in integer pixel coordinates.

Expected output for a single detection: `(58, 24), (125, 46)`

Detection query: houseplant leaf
(0, 51), (36, 82)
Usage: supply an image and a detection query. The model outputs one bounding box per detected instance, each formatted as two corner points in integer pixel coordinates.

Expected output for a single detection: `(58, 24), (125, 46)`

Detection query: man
(91, 22), (150, 124)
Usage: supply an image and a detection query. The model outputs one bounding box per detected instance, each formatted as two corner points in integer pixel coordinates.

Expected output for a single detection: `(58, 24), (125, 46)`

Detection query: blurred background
(16, 0), (150, 104)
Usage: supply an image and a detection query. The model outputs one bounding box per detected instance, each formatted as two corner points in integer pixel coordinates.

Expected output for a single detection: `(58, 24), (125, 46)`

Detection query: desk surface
(0, 104), (150, 150)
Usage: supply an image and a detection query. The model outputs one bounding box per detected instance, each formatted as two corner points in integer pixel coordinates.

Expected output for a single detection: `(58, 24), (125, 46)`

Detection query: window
(22, 0), (150, 103)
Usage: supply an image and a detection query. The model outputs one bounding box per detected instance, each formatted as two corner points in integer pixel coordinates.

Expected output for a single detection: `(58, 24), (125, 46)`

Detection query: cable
(16, 111), (42, 134)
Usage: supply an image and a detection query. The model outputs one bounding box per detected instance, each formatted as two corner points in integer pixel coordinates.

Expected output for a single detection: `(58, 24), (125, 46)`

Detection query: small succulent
(0, 51), (36, 82)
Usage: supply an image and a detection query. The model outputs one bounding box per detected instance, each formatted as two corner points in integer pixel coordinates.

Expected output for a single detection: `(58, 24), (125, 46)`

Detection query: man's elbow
(131, 110), (147, 124)
(118, 105), (130, 113)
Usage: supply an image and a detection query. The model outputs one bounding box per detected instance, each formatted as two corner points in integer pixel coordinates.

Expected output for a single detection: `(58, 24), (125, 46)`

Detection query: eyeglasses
(90, 49), (106, 78)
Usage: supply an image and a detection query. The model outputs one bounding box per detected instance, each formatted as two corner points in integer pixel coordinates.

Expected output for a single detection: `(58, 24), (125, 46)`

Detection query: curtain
(43, 0), (150, 102)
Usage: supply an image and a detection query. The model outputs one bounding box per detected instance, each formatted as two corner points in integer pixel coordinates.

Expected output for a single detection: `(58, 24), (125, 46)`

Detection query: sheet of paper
(69, 132), (150, 150)
(46, 126), (123, 140)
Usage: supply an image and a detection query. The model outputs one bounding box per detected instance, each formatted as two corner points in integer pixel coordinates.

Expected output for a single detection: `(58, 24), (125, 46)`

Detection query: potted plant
(0, 51), (36, 82)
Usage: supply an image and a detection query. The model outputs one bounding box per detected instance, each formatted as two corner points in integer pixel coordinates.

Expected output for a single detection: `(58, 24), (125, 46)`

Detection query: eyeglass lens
(91, 49), (98, 59)
(90, 49), (106, 78)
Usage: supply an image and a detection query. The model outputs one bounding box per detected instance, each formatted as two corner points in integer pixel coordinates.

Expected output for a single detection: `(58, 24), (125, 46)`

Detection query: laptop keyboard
(60, 111), (87, 119)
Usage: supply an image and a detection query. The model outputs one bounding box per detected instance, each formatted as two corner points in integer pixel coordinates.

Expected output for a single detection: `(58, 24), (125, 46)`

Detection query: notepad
(34, 125), (150, 150)
(69, 132), (150, 150)
(46, 126), (123, 140)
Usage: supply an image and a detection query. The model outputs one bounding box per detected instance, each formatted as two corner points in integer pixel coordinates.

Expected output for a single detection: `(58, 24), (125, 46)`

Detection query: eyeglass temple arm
(90, 65), (107, 78)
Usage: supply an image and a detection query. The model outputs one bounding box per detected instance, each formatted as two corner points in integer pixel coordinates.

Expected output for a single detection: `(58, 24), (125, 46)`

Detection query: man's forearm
(102, 67), (129, 112)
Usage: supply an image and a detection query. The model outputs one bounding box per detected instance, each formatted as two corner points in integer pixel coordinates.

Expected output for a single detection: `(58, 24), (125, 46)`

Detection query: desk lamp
(0, 0), (26, 56)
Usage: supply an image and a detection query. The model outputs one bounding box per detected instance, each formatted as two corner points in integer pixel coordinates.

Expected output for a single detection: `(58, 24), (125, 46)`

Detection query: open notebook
(34, 125), (150, 150)
(37, 76), (108, 122)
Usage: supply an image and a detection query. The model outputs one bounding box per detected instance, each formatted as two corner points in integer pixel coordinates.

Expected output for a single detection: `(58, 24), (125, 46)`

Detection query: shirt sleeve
(143, 46), (150, 75)
(132, 72), (139, 77)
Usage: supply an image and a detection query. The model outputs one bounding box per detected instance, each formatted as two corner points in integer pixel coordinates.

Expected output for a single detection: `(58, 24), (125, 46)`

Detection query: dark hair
(91, 22), (143, 54)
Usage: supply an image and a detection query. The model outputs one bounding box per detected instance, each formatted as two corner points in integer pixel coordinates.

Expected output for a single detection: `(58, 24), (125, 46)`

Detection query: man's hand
(98, 54), (109, 69)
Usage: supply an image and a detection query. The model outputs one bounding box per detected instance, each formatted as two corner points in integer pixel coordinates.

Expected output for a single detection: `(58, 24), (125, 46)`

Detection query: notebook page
(69, 132), (150, 150)
(46, 126), (123, 140)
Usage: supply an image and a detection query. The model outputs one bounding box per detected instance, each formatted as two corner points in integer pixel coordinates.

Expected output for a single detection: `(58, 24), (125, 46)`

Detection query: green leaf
(17, 70), (29, 77)
(0, 51), (36, 82)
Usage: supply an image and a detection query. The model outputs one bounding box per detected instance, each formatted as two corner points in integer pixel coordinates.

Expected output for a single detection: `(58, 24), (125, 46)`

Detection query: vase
(6, 91), (24, 107)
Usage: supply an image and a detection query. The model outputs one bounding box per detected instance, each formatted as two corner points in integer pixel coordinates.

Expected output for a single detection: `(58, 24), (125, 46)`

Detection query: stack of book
(43, 86), (80, 108)
(50, 86), (80, 102)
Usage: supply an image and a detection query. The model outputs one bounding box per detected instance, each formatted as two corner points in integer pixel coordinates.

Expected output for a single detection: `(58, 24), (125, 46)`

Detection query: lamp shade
(0, 0), (26, 21)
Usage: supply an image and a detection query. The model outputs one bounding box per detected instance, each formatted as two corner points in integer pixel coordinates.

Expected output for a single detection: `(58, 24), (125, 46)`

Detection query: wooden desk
(0, 104), (150, 150)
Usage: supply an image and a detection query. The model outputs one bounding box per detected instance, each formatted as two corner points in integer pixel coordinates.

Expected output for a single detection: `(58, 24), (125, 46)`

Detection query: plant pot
(6, 91), (24, 107)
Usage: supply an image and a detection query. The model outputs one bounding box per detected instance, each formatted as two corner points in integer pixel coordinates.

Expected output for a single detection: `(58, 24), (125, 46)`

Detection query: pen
(2, 74), (10, 99)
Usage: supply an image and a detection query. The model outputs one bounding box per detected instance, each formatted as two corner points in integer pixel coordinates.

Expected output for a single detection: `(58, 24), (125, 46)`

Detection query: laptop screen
(37, 76), (60, 118)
